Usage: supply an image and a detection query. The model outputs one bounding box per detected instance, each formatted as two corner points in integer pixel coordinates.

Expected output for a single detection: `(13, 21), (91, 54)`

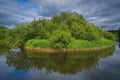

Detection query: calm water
(0, 43), (120, 80)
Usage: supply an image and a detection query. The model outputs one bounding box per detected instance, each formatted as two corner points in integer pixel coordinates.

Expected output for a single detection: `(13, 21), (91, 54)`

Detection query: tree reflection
(118, 28), (120, 42)
(118, 31), (120, 48)
(0, 46), (9, 55)
(118, 42), (120, 48)
(6, 50), (31, 71)
(6, 48), (114, 74)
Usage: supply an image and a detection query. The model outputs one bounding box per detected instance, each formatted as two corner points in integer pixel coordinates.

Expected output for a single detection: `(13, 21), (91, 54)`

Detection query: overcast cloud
(0, 0), (120, 30)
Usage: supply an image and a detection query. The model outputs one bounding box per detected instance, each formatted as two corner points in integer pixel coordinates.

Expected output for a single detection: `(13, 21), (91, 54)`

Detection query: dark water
(0, 43), (120, 80)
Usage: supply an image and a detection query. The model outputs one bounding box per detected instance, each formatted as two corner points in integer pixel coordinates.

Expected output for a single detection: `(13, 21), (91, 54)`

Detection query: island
(0, 12), (116, 53)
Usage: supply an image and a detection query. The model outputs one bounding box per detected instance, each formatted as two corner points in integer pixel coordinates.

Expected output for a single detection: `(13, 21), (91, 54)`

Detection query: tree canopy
(0, 25), (8, 40)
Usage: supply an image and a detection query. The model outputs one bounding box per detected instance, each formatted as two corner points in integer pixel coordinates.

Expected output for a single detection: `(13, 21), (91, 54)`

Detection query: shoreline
(25, 45), (114, 53)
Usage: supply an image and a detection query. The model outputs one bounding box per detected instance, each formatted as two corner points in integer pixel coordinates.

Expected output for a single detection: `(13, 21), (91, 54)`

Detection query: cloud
(0, 0), (120, 30)
(0, 0), (38, 26)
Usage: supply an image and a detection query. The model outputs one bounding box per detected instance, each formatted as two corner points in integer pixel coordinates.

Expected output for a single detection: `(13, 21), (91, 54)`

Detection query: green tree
(6, 24), (36, 48)
(102, 31), (116, 41)
(69, 22), (85, 39)
(50, 30), (72, 49)
(83, 23), (100, 41)
(52, 14), (62, 24)
(0, 25), (8, 40)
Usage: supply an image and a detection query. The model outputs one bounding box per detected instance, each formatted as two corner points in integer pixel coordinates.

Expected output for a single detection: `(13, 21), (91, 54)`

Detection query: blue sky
(0, 0), (120, 30)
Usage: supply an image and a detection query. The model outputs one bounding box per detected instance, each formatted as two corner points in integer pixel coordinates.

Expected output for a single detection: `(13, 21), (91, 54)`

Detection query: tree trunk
(19, 44), (24, 51)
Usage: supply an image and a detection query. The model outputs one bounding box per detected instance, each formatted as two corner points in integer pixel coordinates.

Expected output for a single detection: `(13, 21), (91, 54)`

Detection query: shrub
(103, 31), (116, 41)
(49, 30), (72, 49)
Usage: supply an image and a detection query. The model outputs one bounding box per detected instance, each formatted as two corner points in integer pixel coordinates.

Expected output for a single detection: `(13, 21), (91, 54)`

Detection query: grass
(25, 39), (50, 48)
(25, 38), (114, 49)
(68, 38), (114, 49)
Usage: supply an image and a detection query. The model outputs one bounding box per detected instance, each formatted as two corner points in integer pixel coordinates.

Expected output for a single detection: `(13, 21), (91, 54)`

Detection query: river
(0, 43), (120, 80)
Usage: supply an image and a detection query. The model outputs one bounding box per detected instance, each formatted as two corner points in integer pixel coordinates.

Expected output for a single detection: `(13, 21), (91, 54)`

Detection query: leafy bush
(102, 31), (116, 41)
(49, 30), (72, 49)
(0, 25), (8, 40)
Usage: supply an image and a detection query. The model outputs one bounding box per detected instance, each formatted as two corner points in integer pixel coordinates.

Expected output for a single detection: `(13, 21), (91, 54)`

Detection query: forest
(0, 12), (116, 50)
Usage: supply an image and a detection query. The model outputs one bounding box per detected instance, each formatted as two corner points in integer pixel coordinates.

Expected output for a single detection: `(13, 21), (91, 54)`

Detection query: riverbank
(25, 45), (114, 53)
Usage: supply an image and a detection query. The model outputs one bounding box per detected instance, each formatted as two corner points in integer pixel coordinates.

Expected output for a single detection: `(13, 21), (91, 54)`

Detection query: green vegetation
(26, 39), (50, 48)
(68, 38), (114, 49)
(108, 29), (120, 42)
(0, 11), (116, 49)
(49, 30), (72, 49)
(0, 25), (8, 40)
(0, 25), (8, 46)
(118, 28), (120, 42)
(0, 46), (9, 55)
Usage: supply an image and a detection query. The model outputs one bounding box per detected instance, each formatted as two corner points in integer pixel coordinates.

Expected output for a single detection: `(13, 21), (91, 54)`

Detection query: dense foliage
(0, 12), (115, 49)
(0, 25), (8, 45)
(0, 25), (8, 40)
(49, 30), (72, 49)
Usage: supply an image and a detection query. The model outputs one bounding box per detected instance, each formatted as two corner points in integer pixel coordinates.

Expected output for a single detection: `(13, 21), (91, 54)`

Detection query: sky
(0, 0), (120, 30)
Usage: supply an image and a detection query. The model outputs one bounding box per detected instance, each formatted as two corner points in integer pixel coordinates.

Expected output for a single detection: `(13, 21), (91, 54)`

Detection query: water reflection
(5, 48), (114, 74)
(6, 50), (31, 71)
(119, 42), (120, 48)
(0, 46), (9, 55)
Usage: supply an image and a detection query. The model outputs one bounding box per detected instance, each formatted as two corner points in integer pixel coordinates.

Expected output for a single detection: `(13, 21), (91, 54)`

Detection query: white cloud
(0, 0), (120, 30)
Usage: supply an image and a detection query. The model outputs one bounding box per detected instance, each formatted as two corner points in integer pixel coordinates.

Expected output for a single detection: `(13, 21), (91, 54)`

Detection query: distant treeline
(108, 29), (120, 42)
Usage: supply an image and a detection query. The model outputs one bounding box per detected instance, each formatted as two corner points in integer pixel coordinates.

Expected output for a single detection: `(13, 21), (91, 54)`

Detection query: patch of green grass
(68, 39), (91, 49)
(25, 39), (50, 48)
(68, 38), (114, 49)
(93, 38), (114, 47)
(25, 38), (114, 49)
